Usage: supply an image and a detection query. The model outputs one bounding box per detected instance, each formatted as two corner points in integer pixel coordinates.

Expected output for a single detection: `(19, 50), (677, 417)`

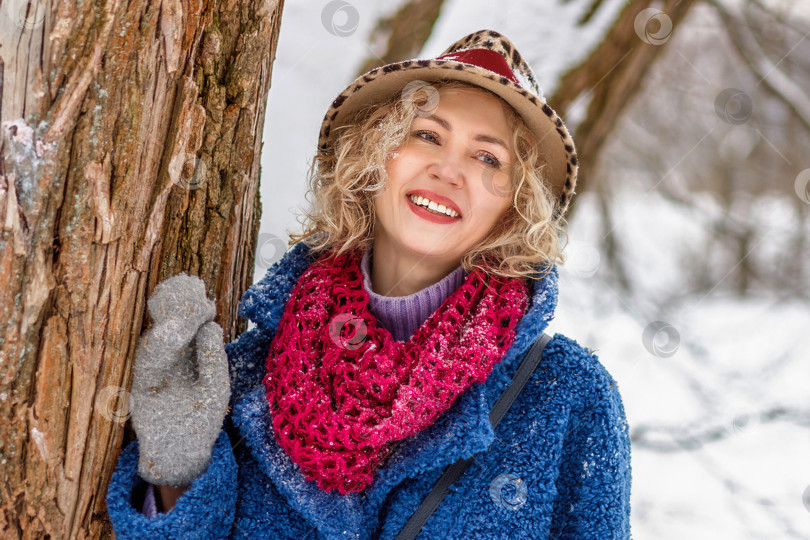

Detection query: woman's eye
(478, 153), (502, 168)
(413, 130), (438, 143)
(412, 131), (502, 168)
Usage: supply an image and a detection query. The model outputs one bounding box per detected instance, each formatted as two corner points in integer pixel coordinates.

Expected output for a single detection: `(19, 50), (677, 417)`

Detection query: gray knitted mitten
(131, 273), (231, 486)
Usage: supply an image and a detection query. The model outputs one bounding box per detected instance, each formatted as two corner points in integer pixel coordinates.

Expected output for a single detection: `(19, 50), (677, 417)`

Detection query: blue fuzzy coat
(105, 240), (632, 539)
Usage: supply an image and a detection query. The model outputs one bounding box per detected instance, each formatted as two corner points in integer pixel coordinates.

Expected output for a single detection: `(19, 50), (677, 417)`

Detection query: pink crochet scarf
(263, 247), (530, 494)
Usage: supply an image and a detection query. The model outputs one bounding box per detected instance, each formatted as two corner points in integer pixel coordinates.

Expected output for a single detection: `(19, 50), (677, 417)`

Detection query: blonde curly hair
(288, 80), (567, 282)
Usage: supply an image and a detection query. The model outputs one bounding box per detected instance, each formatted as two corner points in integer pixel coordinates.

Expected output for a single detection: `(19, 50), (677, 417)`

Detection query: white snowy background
(254, 1), (810, 538)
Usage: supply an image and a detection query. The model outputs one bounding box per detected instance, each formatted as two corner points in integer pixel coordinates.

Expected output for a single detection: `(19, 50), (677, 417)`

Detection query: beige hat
(317, 29), (578, 219)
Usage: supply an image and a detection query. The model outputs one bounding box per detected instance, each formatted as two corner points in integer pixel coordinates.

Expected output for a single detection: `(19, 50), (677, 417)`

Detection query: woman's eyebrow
(423, 114), (510, 152)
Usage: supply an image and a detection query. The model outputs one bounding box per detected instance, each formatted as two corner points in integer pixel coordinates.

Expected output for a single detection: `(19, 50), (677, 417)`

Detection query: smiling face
(372, 85), (516, 274)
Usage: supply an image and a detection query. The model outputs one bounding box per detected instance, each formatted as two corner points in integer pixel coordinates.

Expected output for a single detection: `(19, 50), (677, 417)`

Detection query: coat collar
(232, 239), (559, 537)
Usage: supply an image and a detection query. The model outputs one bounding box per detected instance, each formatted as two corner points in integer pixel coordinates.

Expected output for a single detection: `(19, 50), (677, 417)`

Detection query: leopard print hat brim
(317, 29), (578, 219)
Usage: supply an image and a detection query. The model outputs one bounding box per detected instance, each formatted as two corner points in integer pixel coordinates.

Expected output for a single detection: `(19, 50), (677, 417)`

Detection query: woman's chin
(394, 235), (458, 259)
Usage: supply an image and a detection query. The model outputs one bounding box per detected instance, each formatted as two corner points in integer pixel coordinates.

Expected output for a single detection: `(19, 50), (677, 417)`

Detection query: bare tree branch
(707, 0), (810, 133)
(631, 405), (810, 452)
(551, 0), (702, 218)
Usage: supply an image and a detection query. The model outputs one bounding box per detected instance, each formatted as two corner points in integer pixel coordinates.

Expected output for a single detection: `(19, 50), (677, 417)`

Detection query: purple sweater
(359, 246), (468, 342)
(142, 247), (467, 515)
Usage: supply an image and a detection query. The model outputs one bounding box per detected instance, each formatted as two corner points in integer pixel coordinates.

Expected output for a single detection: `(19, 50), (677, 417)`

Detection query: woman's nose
(427, 146), (465, 185)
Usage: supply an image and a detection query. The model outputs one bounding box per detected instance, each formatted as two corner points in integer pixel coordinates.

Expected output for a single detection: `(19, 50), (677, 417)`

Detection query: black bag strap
(394, 332), (553, 540)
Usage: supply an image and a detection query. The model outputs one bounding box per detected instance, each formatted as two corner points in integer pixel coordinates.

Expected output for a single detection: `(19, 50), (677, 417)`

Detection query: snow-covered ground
(555, 190), (810, 539)
(256, 1), (810, 537)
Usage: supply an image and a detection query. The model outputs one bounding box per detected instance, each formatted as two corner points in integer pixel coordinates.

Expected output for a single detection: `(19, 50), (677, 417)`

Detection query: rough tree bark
(0, 0), (284, 537)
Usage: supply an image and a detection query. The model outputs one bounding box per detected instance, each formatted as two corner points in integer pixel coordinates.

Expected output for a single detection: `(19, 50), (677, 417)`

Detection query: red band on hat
(436, 49), (520, 84)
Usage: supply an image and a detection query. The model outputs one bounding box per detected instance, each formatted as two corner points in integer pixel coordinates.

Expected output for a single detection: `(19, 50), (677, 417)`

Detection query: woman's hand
(130, 273), (231, 495)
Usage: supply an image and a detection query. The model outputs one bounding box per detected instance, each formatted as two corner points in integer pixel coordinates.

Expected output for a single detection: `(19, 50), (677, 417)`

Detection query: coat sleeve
(549, 357), (632, 539)
(105, 430), (238, 539)
(107, 322), (272, 539)
(105, 317), (278, 537)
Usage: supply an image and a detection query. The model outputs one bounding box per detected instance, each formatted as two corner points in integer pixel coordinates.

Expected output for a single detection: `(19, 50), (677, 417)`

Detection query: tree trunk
(0, 0), (284, 537)
(550, 0), (701, 218)
(355, 0), (447, 76)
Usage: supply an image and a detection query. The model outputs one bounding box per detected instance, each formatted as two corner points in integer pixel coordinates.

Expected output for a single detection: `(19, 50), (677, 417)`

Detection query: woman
(106, 29), (632, 539)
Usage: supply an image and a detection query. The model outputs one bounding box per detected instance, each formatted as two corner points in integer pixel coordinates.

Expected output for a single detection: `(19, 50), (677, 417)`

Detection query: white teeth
(409, 194), (459, 218)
